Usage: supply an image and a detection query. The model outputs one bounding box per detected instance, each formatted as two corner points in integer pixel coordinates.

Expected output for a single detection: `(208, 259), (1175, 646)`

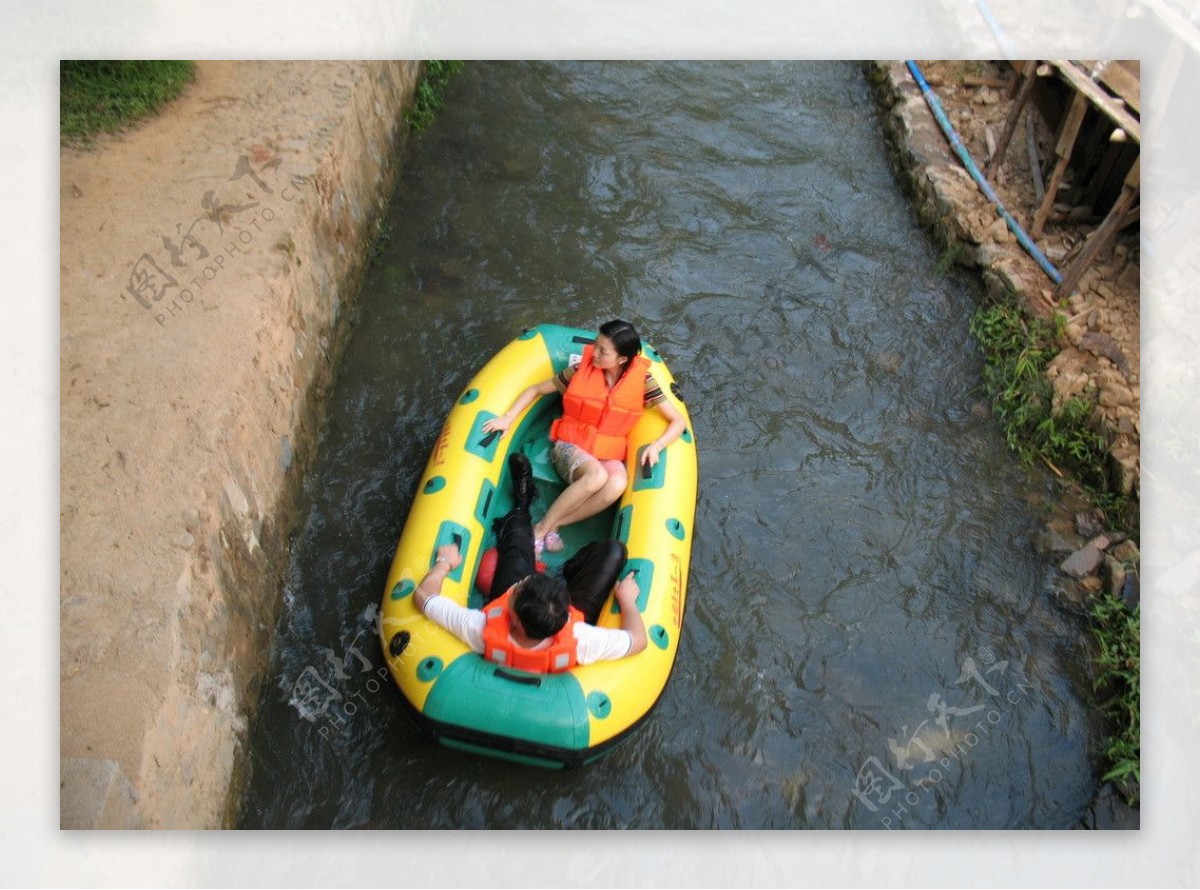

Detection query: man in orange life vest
(413, 454), (647, 671)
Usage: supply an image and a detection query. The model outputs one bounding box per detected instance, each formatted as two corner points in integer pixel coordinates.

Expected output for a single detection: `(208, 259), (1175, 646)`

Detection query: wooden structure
(985, 60), (1140, 297)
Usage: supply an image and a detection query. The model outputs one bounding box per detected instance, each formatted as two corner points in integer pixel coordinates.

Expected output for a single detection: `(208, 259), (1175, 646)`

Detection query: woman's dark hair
(598, 319), (642, 380)
(512, 574), (570, 639)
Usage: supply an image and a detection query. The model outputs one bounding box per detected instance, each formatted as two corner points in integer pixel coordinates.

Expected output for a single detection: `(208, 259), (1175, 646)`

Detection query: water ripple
(241, 61), (1095, 829)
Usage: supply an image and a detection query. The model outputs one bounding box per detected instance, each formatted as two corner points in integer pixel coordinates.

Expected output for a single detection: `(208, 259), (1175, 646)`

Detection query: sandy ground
(60, 60), (418, 827)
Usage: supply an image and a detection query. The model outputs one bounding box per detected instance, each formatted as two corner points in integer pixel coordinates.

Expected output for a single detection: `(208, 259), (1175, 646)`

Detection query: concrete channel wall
(60, 61), (420, 828)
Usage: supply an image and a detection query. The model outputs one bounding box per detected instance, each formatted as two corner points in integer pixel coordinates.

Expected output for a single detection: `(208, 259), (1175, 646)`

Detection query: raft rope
(904, 60), (1063, 285)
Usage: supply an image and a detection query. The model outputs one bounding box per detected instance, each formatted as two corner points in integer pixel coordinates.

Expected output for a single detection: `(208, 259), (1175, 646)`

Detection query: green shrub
(405, 61), (465, 133)
(61, 60), (194, 146)
(1088, 589), (1140, 805)
(971, 296), (1139, 807)
(969, 300), (1116, 505)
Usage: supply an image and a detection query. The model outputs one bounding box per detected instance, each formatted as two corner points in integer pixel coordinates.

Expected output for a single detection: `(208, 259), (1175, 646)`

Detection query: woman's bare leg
(534, 458), (608, 541)
(536, 460), (627, 536)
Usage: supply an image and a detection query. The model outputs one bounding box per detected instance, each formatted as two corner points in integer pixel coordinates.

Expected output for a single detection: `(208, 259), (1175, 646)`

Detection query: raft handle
(389, 631), (411, 658)
(479, 430), (500, 449)
(493, 668), (542, 687)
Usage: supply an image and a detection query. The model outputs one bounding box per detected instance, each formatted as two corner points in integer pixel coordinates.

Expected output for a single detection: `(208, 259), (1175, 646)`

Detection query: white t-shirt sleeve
(572, 623), (633, 664)
(422, 595), (486, 653)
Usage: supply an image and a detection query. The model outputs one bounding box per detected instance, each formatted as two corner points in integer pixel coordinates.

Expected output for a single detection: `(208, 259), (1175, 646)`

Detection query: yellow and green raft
(379, 323), (697, 767)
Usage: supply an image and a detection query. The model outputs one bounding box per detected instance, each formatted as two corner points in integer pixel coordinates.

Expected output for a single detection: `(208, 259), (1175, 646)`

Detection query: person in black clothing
(487, 452), (628, 626)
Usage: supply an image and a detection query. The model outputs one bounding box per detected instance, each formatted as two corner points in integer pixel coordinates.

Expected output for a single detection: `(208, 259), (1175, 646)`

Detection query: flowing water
(239, 61), (1097, 829)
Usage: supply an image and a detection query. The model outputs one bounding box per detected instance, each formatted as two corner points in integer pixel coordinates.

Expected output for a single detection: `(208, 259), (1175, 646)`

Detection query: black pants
(487, 507), (627, 626)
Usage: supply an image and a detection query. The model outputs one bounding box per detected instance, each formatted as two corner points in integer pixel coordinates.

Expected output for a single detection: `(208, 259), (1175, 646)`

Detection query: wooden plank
(985, 61), (1039, 180)
(1100, 61), (1141, 114)
(1032, 91), (1089, 238)
(1078, 60), (1140, 114)
(1026, 108), (1045, 202)
(1054, 185), (1138, 296)
(1049, 61), (1141, 143)
(1054, 157), (1140, 297)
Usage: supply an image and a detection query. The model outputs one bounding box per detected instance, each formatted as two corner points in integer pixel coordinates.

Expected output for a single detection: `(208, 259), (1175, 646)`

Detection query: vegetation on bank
(1087, 586), (1140, 804)
(969, 300), (1112, 506)
(970, 295), (1140, 806)
(405, 61), (465, 132)
(61, 60), (195, 146)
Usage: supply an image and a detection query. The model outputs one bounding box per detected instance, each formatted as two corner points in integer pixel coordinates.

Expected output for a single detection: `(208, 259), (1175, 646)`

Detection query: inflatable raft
(379, 323), (697, 767)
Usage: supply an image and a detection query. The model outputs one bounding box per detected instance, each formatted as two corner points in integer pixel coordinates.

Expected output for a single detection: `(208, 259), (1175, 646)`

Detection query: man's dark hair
(512, 574), (570, 639)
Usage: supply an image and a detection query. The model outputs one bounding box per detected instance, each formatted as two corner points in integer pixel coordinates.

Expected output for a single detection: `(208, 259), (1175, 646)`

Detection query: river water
(239, 61), (1097, 829)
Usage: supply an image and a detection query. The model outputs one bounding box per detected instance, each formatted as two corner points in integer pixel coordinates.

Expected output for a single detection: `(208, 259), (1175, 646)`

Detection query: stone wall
(60, 61), (421, 828)
(863, 61), (1139, 506)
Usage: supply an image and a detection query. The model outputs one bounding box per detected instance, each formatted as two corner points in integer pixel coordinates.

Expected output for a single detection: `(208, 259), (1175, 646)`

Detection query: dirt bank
(60, 61), (420, 828)
(865, 60), (1140, 501)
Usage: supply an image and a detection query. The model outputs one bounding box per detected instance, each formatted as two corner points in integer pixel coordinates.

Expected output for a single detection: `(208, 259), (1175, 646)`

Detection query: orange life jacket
(480, 587), (584, 673)
(550, 344), (652, 461)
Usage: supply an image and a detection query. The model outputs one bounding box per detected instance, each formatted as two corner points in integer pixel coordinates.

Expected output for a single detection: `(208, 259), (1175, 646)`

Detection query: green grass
(970, 294), (1139, 807)
(969, 300), (1120, 512)
(404, 61), (465, 133)
(1088, 587), (1140, 805)
(933, 242), (966, 278)
(61, 60), (195, 146)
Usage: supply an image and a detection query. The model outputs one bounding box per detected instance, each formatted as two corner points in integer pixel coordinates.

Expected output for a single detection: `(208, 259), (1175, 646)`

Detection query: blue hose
(904, 60), (1062, 285)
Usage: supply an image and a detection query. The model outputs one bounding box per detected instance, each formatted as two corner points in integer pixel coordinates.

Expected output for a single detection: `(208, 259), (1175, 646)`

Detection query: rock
(1117, 262), (1139, 291)
(1098, 384), (1134, 408)
(1061, 543), (1103, 578)
(1111, 540), (1139, 563)
(1103, 554), (1127, 599)
(1082, 783), (1140, 830)
(1081, 576), (1103, 592)
(1107, 445), (1140, 496)
(1075, 509), (1106, 539)
(1122, 571), (1140, 609)
(986, 216), (1011, 243)
(1078, 331), (1130, 380)
(1057, 581), (1088, 607)
(1040, 518), (1083, 554)
(1089, 531), (1128, 551)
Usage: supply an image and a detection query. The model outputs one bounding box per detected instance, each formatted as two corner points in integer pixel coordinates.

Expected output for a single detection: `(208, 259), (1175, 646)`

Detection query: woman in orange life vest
(482, 320), (687, 554)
